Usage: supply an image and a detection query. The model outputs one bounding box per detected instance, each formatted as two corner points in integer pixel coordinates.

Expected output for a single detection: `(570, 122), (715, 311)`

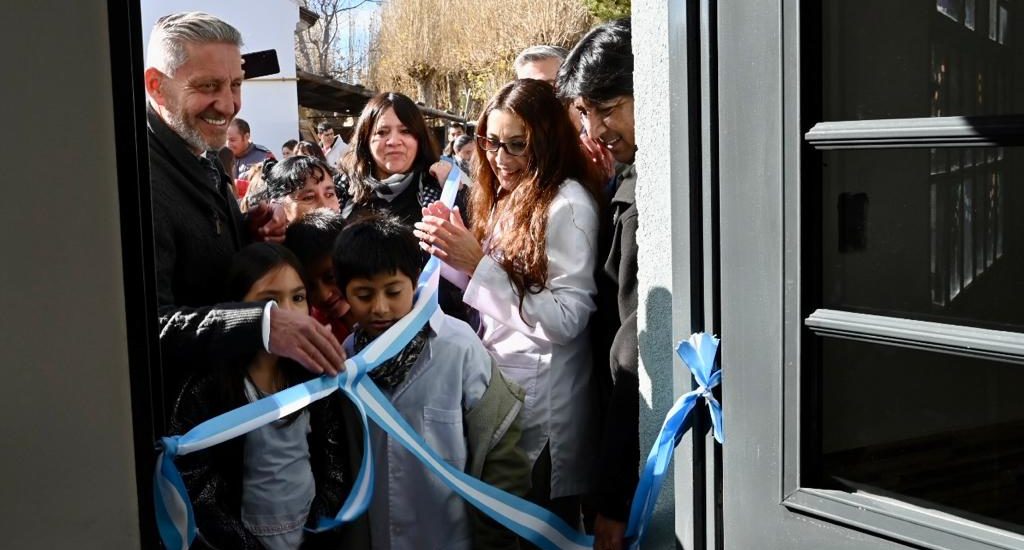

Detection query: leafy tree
(584, 0), (630, 21)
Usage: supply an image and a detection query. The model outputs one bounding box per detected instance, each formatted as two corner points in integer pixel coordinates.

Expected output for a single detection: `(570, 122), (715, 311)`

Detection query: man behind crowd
(226, 117), (274, 180)
(317, 121), (349, 168)
(144, 11), (344, 415)
(558, 18), (639, 550)
(513, 45), (567, 86)
(443, 122), (466, 156)
(447, 122), (465, 144)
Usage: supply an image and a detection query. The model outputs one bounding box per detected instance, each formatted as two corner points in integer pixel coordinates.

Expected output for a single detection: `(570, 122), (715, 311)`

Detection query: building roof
(298, 6), (319, 27)
(296, 69), (466, 123)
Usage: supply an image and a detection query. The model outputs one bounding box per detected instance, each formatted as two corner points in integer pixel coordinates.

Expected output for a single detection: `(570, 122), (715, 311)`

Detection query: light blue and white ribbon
(153, 160), (592, 550)
(625, 332), (723, 549)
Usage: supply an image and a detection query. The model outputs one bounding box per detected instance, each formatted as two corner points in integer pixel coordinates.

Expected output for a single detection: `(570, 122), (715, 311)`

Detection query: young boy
(284, 209), (353, 343)
(333, 214), (529, 550)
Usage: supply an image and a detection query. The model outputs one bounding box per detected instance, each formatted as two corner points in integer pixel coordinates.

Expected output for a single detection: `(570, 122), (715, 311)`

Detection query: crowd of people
(148, 10), (638, 550)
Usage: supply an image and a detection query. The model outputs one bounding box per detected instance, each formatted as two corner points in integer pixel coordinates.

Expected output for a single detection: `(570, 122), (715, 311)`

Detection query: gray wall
(0, 1), (141, 547)
(633, 0), (696, 546)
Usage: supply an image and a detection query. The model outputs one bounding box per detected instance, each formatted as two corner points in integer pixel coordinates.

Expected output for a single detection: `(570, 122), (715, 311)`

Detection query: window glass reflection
(820, 147), (1021, 331)
(823, 0), (1021, 120)
(813, 338), (1024, 533)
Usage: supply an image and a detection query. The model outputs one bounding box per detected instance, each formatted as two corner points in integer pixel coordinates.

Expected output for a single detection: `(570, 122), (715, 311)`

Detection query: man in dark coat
(558, 18), (640, 550)
(144, 12), (344, 415)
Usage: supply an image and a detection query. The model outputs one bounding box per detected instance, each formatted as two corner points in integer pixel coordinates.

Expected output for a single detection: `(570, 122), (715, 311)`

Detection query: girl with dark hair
(337, 91), (456, 226)
(415, 78), (604, 528)
(169, 242), (362, 550)
(265, 155), (340, 223)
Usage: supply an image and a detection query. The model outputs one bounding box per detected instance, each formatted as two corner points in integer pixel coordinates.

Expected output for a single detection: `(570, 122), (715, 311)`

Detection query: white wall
(0, 1), (140, 547)
(141, 0), (302, 156)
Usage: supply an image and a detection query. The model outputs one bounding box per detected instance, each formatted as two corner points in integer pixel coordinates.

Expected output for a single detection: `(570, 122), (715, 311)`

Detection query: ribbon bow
(625, 332), (723, 549)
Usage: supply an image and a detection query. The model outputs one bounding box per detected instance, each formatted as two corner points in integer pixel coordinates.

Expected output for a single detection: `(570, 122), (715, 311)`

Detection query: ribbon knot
(625, 332), (723, 549)
(158, 435), (180, 457)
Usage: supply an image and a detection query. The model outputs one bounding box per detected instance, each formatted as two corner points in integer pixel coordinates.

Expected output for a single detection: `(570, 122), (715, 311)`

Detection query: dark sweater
(148, 107), (265, 412)
(338, 169), (445, 226)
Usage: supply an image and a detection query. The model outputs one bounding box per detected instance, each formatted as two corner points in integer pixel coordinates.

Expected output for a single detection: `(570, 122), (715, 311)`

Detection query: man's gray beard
(164, 107), (220, 153)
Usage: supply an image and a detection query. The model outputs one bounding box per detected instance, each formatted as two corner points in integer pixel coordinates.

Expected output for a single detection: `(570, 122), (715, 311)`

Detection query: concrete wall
(141, 0), (303, 156)
(0, 1), (140, 547)
(632, 0), (694, 546)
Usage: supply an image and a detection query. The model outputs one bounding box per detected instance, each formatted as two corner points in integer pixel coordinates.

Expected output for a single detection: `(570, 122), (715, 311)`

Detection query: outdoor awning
(296, 70), (466, 123)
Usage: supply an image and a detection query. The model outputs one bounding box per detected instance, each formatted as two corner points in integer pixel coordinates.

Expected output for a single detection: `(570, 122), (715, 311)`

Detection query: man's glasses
(317, 129), (333, 135)
(475, 135), (528, 157)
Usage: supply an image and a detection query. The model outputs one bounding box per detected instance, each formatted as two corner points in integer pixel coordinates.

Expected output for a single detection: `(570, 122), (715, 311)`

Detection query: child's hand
(593, 514), (627, 550)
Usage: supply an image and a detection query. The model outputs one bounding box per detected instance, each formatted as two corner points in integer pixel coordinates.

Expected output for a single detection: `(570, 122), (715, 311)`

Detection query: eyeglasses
(317, 128), (333, 135)
(475, 135), (528, 157)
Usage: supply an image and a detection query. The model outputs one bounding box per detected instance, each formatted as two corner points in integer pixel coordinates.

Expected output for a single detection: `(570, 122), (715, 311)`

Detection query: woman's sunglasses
(475, 135), (529, 157)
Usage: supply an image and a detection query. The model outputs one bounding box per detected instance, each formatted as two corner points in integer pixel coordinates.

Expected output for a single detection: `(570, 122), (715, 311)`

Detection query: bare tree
(297, 0), (381, 78)
(369, 0), (594, 112)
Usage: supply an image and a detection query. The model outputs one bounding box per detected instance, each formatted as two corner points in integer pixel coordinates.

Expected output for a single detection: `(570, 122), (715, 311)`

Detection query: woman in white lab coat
(414, 78), (604, 528)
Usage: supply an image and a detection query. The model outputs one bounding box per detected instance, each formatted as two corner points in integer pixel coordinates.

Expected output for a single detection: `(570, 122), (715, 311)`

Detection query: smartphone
(242, 49), (280, 80)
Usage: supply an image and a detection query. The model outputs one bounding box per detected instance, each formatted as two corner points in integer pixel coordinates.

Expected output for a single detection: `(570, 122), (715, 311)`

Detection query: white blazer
(463, 178), (600, 498)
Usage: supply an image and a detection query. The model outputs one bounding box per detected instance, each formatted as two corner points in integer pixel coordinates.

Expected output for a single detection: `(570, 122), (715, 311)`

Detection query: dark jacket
(148, 107), (265, 409)
(591, 164), (640, 521)
(169, 363), (369, 550)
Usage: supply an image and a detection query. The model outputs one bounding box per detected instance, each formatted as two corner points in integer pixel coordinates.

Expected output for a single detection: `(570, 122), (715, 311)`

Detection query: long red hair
(469, 79), (602, 313)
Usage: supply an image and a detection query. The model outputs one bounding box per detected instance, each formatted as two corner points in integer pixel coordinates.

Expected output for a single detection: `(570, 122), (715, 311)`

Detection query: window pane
(823, 0), (1022, 120)
(820, 147), (1023, 331)
(813, 338), (1024, 532)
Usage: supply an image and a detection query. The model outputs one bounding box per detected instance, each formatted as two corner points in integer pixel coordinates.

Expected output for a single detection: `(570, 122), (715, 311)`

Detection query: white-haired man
(144, 12), (344, 410)
(513, 44), (568, 85)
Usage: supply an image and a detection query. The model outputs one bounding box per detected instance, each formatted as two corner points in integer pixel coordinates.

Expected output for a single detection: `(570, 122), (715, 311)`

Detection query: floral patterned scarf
(353, 325), (430, 390)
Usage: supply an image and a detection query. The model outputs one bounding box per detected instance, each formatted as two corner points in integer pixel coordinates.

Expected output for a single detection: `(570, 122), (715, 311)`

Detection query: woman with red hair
(415, 78), (604, 528)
